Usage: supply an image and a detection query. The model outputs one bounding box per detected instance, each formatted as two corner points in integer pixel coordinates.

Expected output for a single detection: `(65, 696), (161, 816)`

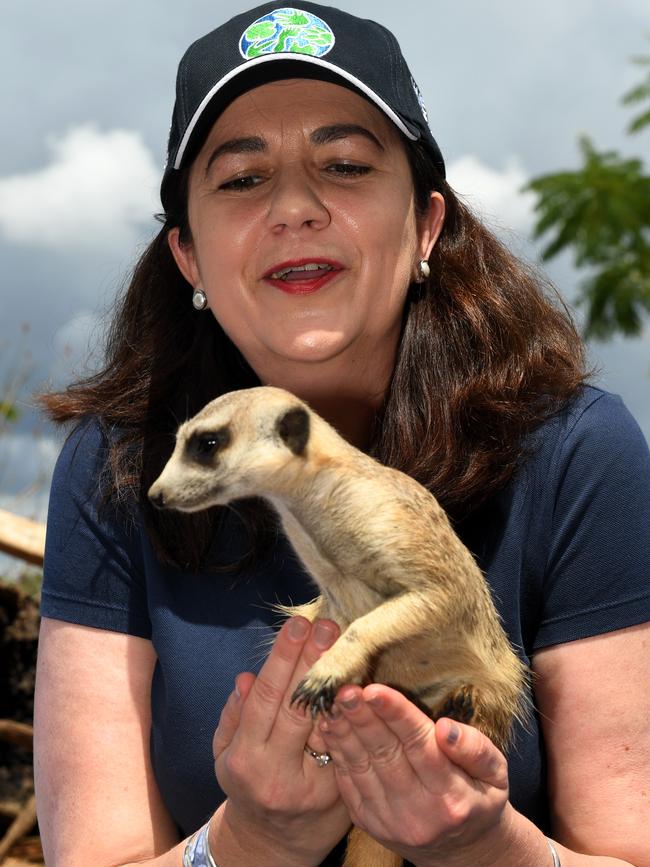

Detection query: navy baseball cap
(160, 2), (445, 210)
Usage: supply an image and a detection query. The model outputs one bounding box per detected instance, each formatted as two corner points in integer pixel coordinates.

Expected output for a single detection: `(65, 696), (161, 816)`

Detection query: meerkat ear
(276, 407), (310, 456)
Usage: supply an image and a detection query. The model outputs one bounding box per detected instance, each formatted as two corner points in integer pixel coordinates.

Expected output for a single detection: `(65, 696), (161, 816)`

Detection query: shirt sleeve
(41, 418), (152, 639)
(534, 391), (650, 650)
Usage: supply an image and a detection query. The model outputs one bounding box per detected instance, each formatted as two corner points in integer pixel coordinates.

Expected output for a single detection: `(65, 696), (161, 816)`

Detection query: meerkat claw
(291, 678), (338, 717)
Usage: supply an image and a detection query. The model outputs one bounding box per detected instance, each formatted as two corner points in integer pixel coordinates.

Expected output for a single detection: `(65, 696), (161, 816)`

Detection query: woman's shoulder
(43, 415), (151, 637)
(53, 415), (127, 492)
(56, 414), (114, 459)
(506, 384), (650, 540)
(531, 384), (648, 465)
(49, 415), (140, 540)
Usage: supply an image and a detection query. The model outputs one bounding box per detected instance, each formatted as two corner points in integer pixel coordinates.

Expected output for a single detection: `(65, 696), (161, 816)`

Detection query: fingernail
(445, 721), (460, 744)
(340, 692), (359, 710)
(327, 703), (342, 719)
(288, 617), (309, 640)
(314, 621), (334, 649)
(234, 682), (241, 700)
(367, 693), (383, 710)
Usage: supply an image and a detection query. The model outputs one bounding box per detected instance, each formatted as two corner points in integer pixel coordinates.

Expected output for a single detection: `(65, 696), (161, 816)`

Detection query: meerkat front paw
(436, 685), (476, 724)
(291, 674), (342, 716)
(291, 654), (365, 716)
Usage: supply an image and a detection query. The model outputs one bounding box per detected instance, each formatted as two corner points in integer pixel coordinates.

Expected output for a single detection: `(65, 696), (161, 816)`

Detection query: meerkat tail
(344, 828), (402, 867)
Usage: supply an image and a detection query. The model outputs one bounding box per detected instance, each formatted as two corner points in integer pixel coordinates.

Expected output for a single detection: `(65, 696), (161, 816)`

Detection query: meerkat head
(148, 386), (311, 512)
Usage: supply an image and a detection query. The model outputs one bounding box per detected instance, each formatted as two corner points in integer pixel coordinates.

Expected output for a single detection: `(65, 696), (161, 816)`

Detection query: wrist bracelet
(547, 838), (561, 867)
(183, 819), (218, 867)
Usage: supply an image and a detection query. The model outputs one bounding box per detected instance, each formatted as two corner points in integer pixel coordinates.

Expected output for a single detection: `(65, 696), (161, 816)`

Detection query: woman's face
(169, 79), (444, 384)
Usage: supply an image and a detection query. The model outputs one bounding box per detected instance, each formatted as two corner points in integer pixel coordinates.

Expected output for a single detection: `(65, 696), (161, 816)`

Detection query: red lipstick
(263, 258), (344, 295)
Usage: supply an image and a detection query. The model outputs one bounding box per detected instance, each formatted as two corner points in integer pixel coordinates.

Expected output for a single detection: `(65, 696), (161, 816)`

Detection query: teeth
(270, 263), (334, 279)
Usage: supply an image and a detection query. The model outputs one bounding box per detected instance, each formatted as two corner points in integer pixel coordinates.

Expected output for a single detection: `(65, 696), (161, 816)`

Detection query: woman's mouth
(263, 259), (344, 295)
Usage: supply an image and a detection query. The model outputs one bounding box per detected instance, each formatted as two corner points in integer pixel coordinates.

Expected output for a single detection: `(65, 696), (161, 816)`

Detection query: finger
(320, 687), (416, 794)
(212, 672), (256, 758)
(305, 718), (329, 757)
(323, 686), (404, 784)
(360, 684), (442, 786)
(238, 616), (312, 742)
(435, 718), (508, 791)
(240, 617), (340, 749)
(270, 619), (341, 748)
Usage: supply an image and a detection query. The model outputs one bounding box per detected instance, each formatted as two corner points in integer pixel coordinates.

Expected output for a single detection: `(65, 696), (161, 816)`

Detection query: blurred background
(1, 0), (649, 561)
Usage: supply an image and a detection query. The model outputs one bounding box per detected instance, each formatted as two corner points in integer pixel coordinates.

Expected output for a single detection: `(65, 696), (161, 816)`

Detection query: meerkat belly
(272, 498), (389, 624)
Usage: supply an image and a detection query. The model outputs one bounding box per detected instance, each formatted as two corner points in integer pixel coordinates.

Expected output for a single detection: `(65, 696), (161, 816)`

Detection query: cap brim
(173, 53), (420, 171)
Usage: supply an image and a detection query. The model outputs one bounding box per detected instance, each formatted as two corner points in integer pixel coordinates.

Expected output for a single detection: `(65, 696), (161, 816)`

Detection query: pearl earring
(418, 259), (431, 281)
(192, 288), (208, 310)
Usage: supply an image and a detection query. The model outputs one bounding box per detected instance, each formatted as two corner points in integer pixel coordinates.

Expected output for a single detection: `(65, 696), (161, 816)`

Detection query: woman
(34, 3), (650, 866)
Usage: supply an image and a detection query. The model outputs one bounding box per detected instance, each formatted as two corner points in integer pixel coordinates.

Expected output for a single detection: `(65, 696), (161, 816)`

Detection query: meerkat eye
(186, 427), (231, 463)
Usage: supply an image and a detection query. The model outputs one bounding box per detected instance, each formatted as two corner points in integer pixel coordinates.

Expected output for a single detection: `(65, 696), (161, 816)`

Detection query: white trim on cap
(173, 53), (417, 170)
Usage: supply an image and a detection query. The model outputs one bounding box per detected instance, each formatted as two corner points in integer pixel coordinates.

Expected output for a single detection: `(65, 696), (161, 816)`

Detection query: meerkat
(149, 386), (529, 867)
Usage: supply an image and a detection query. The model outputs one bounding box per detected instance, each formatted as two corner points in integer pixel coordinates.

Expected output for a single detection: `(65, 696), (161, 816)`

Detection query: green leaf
(621, 80), (650, 106)
(579, 256), (650, 339)
(526, 40), (650, 341)
(628, 107), (650, 134)
(0, 400), (19, 422)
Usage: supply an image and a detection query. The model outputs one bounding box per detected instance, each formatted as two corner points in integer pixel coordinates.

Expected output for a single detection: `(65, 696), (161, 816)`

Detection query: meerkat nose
(149, 489), (166, 509)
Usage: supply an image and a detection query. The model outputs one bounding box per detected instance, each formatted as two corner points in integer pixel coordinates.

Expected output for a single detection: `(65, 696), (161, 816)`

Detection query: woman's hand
(212, 617), (351, 866)
(318, 683), (511, 867)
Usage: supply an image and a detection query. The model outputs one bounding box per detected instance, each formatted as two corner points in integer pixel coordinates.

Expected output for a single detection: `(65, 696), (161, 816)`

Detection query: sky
(1, 0), (649, 552)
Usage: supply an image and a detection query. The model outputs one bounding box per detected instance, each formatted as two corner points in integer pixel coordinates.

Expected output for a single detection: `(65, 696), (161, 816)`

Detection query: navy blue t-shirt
(41, 386), (650, 864)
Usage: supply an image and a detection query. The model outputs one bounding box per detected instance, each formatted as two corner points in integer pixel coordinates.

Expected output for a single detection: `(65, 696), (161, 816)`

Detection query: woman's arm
(34, 618), (183, 866)
(34, 615), (349, 867)
(533, 621), (650, 864)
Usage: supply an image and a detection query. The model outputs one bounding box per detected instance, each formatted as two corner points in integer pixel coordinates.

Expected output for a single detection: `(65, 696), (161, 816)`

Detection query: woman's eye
(218, 175), (262, 191)
(326, 163), (371, 177)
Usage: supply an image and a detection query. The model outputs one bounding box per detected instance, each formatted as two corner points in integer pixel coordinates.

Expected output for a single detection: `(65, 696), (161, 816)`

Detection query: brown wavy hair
(41, 140), (588, 571)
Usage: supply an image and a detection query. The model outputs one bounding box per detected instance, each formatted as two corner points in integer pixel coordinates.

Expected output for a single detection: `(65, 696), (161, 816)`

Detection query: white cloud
(0, 125), (160, 253)
(446, 155), (536, 235)
(0, 430), (61, 509)
(53, 310), (100, 357)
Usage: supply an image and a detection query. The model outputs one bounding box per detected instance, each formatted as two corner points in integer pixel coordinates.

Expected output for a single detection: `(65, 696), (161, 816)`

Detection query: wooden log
(0, 794), (37, 863)
(0, 722), (33, 753)
(4, 833), (43, 863)
(3, 859), (44, 867)
(0, 804), (19, 821)
(0, 511), (45, 568)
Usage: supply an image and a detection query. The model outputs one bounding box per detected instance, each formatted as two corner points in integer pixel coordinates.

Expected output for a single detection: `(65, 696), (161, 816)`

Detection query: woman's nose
(266, 169), (331, 233)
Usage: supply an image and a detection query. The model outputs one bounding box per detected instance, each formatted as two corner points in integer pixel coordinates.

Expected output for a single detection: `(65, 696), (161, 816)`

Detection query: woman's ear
(419, 191), (446, 262)
(167, 227), (200, 288)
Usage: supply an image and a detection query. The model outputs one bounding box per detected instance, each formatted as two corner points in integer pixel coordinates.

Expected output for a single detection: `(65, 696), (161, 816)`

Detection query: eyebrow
(205, 136), (266, 177)
(310, 124), (385, 151)
(204, 123), (385, 177)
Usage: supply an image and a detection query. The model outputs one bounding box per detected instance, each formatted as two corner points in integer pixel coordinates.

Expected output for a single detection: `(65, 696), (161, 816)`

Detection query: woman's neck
(252, 353), (394, 451)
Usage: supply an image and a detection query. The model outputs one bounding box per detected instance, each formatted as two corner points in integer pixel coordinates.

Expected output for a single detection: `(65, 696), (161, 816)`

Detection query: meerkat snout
(149, 489), (166, 510)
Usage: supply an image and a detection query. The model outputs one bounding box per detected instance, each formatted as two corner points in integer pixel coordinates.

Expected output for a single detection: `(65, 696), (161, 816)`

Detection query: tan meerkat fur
(149, 386), (529, 867)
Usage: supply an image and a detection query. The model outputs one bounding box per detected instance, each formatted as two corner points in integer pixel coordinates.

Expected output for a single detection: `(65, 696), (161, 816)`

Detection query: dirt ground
(0, 580), (43, 865)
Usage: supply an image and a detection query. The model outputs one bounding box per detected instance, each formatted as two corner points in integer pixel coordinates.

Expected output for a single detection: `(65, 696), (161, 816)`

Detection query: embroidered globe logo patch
(239, 8), (335, 59)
